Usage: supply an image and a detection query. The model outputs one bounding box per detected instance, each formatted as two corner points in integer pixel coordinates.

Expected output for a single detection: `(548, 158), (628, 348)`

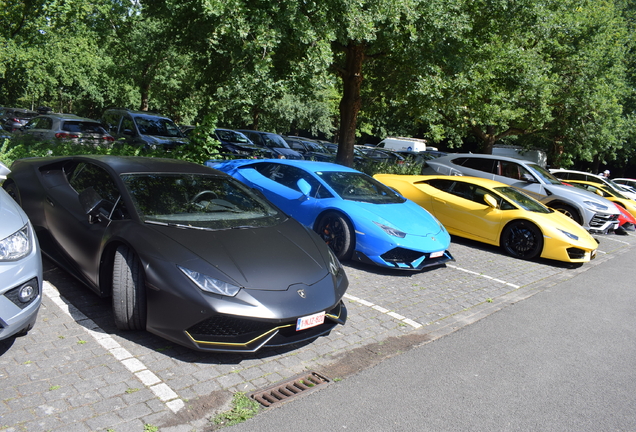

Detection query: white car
(0, 161), (42, 340)
(550, 169), (636, 201)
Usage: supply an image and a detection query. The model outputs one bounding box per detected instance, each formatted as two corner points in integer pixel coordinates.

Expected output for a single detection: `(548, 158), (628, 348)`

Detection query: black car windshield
(316, 171), (406, 203)
(216, 129), (251, 144)
(527, 164), (563, 185)
(122, 173), (285, 230)
(134, 117), (184, 137)
(494, 186), (552, 213)
(262, 134), (291, 149)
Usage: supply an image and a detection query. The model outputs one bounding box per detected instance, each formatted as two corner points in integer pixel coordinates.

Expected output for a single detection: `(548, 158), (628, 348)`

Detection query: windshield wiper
(145, 220), (210, 231)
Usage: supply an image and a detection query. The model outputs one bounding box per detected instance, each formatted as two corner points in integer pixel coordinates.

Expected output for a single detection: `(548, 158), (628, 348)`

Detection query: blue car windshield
(122, 173), (285, 230)
(317, 171), (406, 204)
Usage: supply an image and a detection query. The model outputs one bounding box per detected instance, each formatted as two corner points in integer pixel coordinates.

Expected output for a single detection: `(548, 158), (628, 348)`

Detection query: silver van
(421, 153), (620, 233)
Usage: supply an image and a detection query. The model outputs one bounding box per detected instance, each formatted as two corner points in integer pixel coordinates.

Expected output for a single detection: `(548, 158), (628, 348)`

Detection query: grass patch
(212, 392), (260, 428)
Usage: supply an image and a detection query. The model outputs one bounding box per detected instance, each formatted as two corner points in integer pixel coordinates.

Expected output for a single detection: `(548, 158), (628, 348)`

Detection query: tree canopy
(1, 0), (636, 171)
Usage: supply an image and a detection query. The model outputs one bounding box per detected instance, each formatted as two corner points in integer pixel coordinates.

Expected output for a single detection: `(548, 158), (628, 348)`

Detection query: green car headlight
(178, 266), (241, 297)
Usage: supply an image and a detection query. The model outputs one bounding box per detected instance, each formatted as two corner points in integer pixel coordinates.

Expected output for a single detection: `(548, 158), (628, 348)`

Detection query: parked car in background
(18, 114), (114, 146)
(0, 162), (42, 341)
(421, 153), (621, 233)
(375, 174), (598, 263)
(564, 180), (636, 219)
(1, 107), (38, 132)
(210, 159), (454, 270)
(3, 155), (348, 352)
(236, 130), (304, 159)
(550, 169), (636, 201)
(283, 136), (334, 162)
(101, 108), (188, 150)
(612, 178), (636, 191)
(354, 146), (406, 165)
(182, 126), (274, 159)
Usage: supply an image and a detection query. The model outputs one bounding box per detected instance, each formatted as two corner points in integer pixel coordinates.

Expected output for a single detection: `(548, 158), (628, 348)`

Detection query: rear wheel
(552, 204), (582, 225)
(501, 221), (543, 260)
(315, 212), (354, 260)
(112, 245), (146, 330)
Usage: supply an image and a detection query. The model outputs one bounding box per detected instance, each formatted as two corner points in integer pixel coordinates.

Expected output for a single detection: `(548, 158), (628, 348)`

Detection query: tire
(112, 245), (147, 330)
(3, 181), (21, 206)
(315, 212), (355, 260)
(551, 204), (582, 225)
(501, 220), (544, 260)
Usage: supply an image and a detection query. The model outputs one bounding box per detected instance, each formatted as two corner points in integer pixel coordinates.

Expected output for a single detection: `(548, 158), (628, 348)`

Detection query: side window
(252, 163), (332, 198)
(121, 116), (135, 134)
(459, 158), (496, 174)
(68, 162), (124, 216)
(103, 113), (121, 133)
(499, 161), (532, 181)
(426, 179), (455, 192)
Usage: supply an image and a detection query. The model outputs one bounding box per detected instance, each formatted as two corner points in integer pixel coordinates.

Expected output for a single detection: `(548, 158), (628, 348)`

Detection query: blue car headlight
(373, 221), (406, 238)
(583, 200), (608, 211)
(558, 229), (579, 241)
(0, 225), (31, 261)
(178, 266), (241, 297)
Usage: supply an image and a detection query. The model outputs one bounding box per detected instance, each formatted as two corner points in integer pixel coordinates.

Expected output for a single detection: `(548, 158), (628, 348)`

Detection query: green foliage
(212, 392), (260, 427)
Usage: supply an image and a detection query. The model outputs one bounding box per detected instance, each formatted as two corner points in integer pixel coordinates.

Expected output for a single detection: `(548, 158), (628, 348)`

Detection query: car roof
(37, 113), (99, 122)
(439, 153), (541, 165)
(234, 158), (360, 174)
(31, 155), (223, 177)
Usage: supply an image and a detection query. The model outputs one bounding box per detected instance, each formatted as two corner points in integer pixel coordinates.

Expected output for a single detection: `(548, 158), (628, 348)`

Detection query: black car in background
(3, 155), (348, 352)
(237, 130), (304, 159)
(101, 108), (189, 150)
(283, 136), (334, 162)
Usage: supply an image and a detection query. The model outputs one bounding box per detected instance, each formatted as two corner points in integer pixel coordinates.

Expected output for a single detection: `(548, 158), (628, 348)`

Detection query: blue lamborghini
(209, 159), (453, 270)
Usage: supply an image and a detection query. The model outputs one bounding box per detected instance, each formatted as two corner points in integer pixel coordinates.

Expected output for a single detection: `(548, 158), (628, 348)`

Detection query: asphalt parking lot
(2, 232), (634, 432)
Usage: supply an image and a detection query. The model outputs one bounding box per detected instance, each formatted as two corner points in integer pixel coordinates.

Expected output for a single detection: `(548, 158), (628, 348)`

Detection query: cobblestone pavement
(1, 233), (634, 432)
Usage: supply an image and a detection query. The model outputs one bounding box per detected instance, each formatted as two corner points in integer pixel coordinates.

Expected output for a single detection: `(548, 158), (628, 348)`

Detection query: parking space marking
(43, 281), (185, 413)
(447, 264), (521, 288)
(599, 236), (631, 245)
(344, 293), (423, 328)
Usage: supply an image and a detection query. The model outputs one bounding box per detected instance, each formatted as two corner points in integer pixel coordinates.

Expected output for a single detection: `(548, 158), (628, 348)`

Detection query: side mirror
(79, 187), (111, 223)
(483, 194), (499, 209)
(297, 178), (311, 201)
(521, 173), (537, 183)
(122, 129), (135, 136)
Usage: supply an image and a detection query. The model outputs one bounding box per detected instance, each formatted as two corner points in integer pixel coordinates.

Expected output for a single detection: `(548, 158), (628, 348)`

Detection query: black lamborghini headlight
(178, 266), (241, 297)
(0, 225), (31, 261)
(327, 247), (343, 277)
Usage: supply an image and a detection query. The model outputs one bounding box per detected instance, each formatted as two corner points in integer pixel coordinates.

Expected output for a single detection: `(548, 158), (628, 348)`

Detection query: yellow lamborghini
(374, 174), (598, 263)
(563, 180), (636, 219)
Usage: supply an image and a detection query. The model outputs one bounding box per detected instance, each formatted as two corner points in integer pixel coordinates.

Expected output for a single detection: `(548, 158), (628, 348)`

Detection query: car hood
(146, 219), (330, 291)
(0, 189), (28, 237)
(547, 184), (620, 214)
(348, 199), (444, 237)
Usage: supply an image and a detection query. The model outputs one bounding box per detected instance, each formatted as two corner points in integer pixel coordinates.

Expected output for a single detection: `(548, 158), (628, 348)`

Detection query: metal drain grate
(249, 371), (331, 407)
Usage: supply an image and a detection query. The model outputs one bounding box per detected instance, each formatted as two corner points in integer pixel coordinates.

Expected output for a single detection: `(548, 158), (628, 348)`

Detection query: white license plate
(430, 250), (444, 258)
(296, 312), (325, 331)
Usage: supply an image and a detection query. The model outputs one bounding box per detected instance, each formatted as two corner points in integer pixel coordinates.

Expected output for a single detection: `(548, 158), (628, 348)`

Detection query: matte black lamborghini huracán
(3, 155), (348, 352)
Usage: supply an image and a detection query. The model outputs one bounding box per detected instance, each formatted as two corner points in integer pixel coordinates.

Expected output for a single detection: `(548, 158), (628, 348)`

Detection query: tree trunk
(335, 42), (365, 167)
(139, 82), (150, 111)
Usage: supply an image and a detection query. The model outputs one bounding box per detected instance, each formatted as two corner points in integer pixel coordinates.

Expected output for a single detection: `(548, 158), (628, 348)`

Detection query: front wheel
(112, 245), (147, 330)
(552, 204), (582, 225)
(315, 212), (354, 260)
(501, 221), (543, 260)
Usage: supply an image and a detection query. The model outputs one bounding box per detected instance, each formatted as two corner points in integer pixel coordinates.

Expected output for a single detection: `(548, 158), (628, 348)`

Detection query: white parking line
(343, 293), (423, 328)
(447, 264), (521, 288)
(598, 236), (631, 245)
(43, 281), (185, 413)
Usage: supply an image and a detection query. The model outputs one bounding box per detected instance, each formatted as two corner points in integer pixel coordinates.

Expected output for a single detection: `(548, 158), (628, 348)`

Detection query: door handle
(46, 196), (55, 207)
(433, 197), (446, 205)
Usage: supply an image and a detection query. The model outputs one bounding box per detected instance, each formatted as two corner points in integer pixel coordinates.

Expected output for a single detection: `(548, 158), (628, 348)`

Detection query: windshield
(262, 134), (291, 149)
(317, 171), (406, 203)
(122, 173), (285, 230)
(62, 121), (107, 134)
(216, 129), (251, 144)
(134, 117), (184, 138)
(494, 186), (552, 213)
(527, 164), (563, 185)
